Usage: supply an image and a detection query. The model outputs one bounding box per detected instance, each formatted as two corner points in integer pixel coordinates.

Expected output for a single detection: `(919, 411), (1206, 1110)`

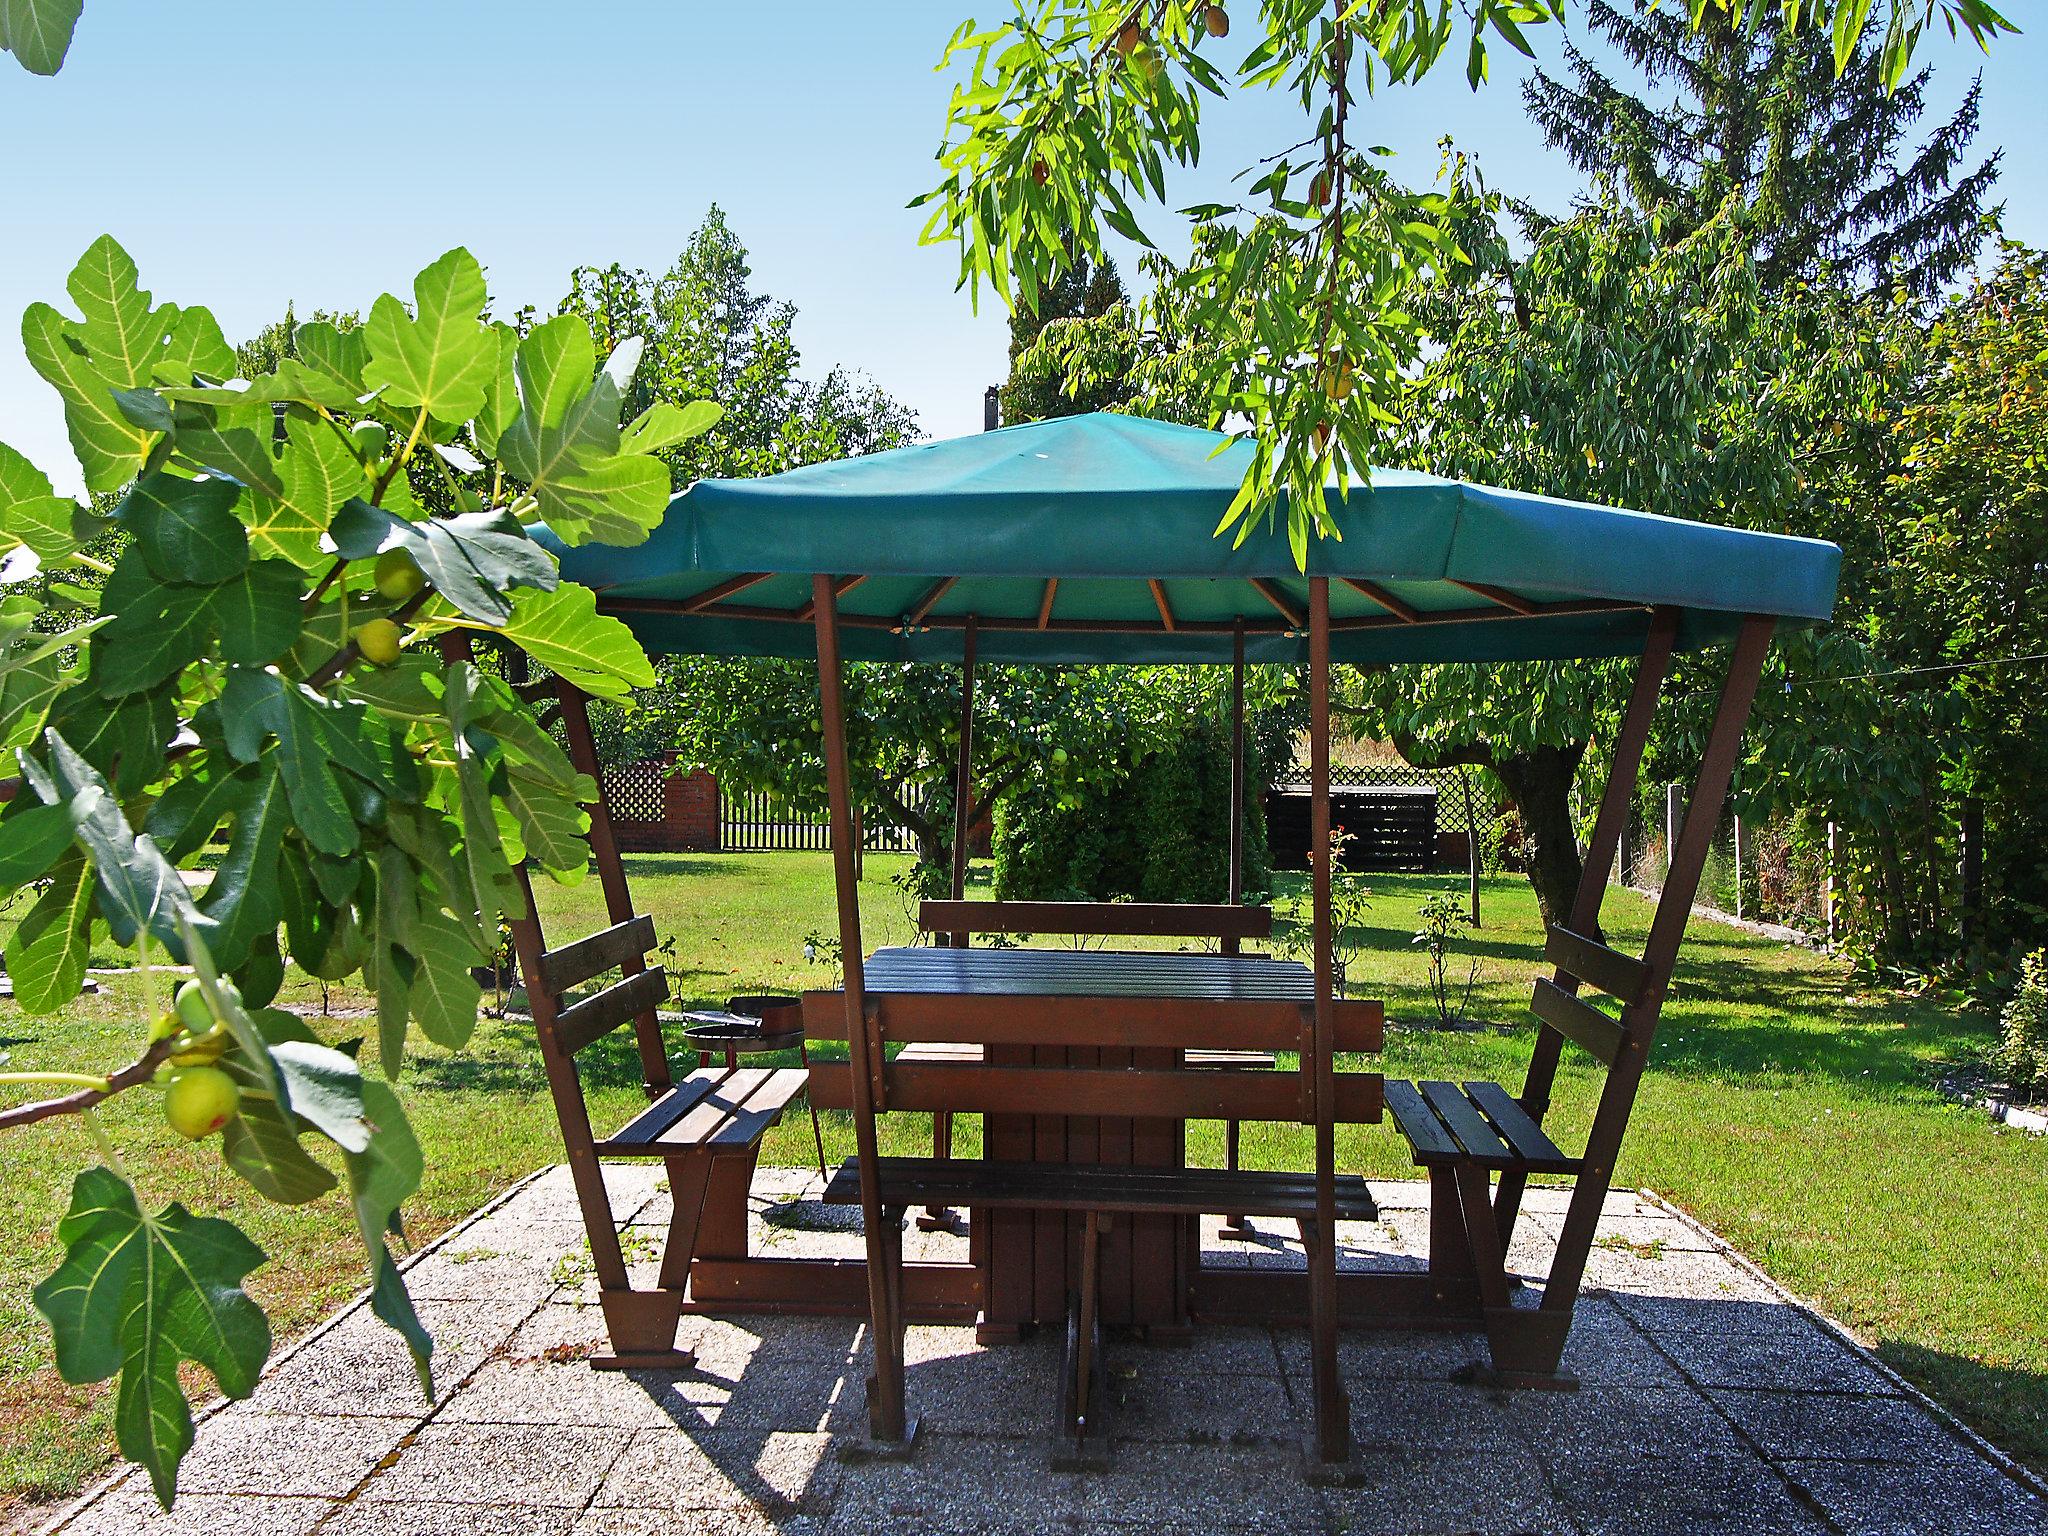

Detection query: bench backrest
(802, 987), (1382, 1126)
(532, 914), (671, 1073)
(1529, 923), (1648, 1068)
(918, 900), (1273, 955)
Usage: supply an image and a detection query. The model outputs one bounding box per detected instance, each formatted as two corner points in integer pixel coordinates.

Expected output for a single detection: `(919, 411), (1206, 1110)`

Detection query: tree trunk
(1491, 744), (1590, 935)
(872, 778), (948, 872)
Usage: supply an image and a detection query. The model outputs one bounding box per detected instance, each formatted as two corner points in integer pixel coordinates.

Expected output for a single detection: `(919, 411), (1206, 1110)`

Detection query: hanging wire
(1670, 650), (2048, 702)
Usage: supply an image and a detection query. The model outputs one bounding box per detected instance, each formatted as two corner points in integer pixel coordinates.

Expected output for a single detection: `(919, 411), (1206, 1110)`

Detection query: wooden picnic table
(859, 944), (1331, 1340)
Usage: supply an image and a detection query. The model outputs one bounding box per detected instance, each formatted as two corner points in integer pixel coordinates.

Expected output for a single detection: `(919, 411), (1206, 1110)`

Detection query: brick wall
(607, 753), (722, 853)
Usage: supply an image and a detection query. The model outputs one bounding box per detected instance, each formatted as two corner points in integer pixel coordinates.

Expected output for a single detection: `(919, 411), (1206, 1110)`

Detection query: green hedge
(993, 711), (1274, 903)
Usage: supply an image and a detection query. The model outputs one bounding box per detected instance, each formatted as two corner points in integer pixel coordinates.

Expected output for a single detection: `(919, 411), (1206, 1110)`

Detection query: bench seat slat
(823, 1157), (1377, 1221)
(600, 1073), (720, 1150)
(658, 1066), (777, 1148)
(540, 916), (657, 998)
(1383, 1079), (1461, 1163)
(1462, 1081), (1578, 1174)
(594, 1067), (808, 1156)
(918, 900), (1274, 941)
(1185, 1048), (1276, 1071)
(705, 1070), (808, 1148)
(1419, 1079), (1515, 1165)
(893, 1042), (1275, 1073)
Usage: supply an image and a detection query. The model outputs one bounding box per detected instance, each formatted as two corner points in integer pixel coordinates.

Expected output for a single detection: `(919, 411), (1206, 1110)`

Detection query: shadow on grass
(1880, 1339), (2048, 1469)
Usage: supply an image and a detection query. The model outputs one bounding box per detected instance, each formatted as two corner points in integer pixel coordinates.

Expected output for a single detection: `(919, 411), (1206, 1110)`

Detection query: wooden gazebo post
(1227, 621), (1246, 933)
(1305, 577), (1350, 1467)
(812, 573), (915, 1451)
(948, 616), (978, 945)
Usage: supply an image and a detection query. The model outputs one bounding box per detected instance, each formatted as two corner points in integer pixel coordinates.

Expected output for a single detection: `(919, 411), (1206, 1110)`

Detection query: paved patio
(40, 1166), (2048, 1536)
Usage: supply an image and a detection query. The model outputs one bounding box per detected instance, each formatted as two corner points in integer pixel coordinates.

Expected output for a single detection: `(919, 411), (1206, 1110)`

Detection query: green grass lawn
(2, 852), (2045, 1525)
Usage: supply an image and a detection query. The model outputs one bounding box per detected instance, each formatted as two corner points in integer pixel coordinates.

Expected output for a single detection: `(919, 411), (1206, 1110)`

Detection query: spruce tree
(1524, 1), (2000, 296)
(1002, 243), (1129, 422)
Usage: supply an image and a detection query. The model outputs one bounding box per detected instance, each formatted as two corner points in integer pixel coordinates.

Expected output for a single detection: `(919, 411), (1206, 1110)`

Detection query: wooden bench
(897, 1040), (1278, 1235)
(806, 970), (1380, 1464)
(516, 912), (808, 1368)
(910, 900), (1280, 1234)
(1382, 923), (1645, 1386)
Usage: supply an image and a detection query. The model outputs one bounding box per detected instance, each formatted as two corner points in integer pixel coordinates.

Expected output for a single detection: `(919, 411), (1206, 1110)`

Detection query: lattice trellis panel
(604, 762), (668, 825)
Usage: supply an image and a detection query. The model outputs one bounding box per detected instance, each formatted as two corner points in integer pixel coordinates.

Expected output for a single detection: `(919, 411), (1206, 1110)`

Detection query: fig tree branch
(0, 1035), (179, 1131)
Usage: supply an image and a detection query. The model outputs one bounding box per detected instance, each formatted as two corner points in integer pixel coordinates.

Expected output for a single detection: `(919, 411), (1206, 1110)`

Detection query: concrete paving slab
(321, 1501), (579, 1536)
(1080, 1440), (1329, 1529)
(356, 1423), (634, 1508)
(1781, 1457), (2048, 1536)
(56, 1488), (337, 1536)
(590, 1428), (838, 1518)
(436, 1355), (710, 1430)
(1105, 1362), (1300, 1443)
(1707, 1388), (1981, 1465)
(41, 1169), (2048, 1536)
(578, 1512), (825, 1536)
(1613, 1295), (1901, 1393)
(829, 1433), (1078, 1531)
(1508, 1383), (1751, 1460)
(1316, 1441), (1579, 1535)
(1548, 1296), (1686, 1387)
(244, 1296), (530, 1417)
(1344, 1375), (1529, 1453)
(518, 1164), (665, 1226)
(1542, 1449), (1829, 1535)
(895, 1336), (1062, 1438)
(166, 1410), (408, 1498)
(404, 1225), (577, 1304)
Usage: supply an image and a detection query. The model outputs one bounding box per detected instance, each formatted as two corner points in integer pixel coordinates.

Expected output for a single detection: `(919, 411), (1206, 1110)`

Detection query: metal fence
(1616, 788), (1832, 944)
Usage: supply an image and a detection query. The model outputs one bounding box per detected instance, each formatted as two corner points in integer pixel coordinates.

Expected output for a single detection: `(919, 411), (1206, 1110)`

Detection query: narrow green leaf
(0, 799), (75, 886)
(198, 760), (288, 967)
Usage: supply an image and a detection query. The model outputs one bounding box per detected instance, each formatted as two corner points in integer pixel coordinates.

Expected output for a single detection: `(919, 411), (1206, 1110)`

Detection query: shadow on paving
(46, 1170), (2048, 1536)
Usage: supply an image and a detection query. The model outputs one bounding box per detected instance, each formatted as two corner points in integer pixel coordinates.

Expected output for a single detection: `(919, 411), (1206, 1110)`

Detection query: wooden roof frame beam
(680, 572), (773, 613)
(795, 573), (867, 622)
(1343, 577), (1419, 623)
(602, 592), (1646, 636)
(900, 575), (957, 631)
(1447, 580), (1539, 616)
(1250, 579), (1305, 629)
(1148, 579), (1177, 632)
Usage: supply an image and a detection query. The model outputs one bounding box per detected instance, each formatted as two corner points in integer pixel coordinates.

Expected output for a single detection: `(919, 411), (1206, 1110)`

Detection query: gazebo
(514, 411), (1841, 1472)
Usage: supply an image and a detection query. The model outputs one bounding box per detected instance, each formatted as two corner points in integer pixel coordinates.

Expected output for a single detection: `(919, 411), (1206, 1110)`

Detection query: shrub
(991, 709), (1274, 905)
(1994, 950), (2048, 1100)
(1413, 891), (1481, 1027)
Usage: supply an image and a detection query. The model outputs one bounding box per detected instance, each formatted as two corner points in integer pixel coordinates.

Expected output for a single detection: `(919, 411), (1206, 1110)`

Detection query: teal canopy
(540, 412), (1840, 665)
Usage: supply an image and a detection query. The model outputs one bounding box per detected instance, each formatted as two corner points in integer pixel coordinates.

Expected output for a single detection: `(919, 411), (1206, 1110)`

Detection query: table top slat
(862, 945), (1317, 1001)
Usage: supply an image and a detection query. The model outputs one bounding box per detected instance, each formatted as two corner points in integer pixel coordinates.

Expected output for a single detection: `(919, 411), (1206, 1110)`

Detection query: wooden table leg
(1218, 1117), (1251, 1238)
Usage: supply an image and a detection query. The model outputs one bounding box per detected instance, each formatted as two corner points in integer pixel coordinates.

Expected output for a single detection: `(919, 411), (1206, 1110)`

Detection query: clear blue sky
(1, 1), (2040, 496)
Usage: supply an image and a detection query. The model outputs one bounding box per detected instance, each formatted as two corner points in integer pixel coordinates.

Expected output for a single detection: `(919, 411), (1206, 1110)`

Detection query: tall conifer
(1524, 1), (2000, 295)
